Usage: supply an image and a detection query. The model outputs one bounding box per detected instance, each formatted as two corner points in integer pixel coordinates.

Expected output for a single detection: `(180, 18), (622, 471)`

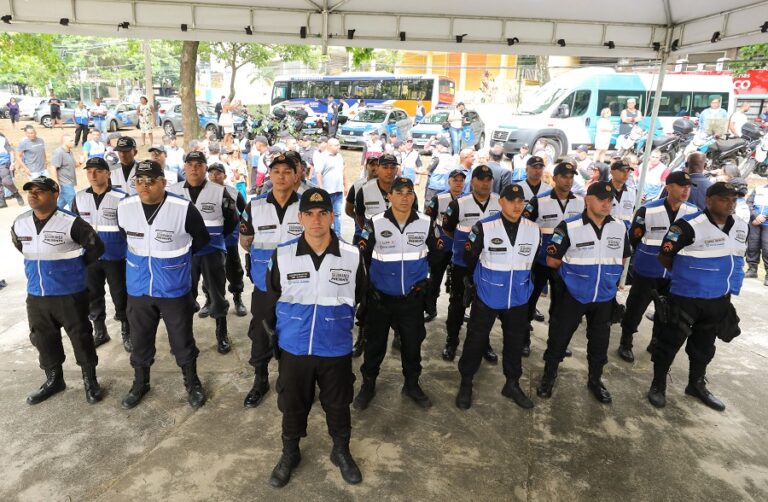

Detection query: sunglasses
(135, 177), (160, 186)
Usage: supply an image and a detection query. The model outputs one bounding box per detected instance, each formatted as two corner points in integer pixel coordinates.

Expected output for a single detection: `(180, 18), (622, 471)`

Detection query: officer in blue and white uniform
(440, 165), (501, 362)
(619, 171), (698, 362)
(110, 136), (139, 194)
(239, 153), (303, 408)
(117, 160), (211, 410)
(608, 159), (637, 228)
(71, 157), (130, 351)
(168, 151), (238, 355)
(264, 188), (366, 488)
(423, 168), (466, 321)
(455, 184), (541, 411)
(346, 155), (379, 246)
(354, 177), (435, 411)
(424, 138), (455, 203)
(520, 155), (551, 203)
(12, 176), (105, 405)
(648, 182), (748, 411)
(538, 181), (631, 404)
(745, 179), (768, 283)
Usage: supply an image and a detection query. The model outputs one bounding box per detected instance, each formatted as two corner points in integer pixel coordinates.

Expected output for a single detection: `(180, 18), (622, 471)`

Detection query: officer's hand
(754, 215), (766, 225)
(436, 238), (444, 250)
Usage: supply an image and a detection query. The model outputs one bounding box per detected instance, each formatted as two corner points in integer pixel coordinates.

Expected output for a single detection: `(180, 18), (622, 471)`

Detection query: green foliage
(0, 33), (65, 91)
(347, 47), (375, 68)
(730, 44), (768, 76)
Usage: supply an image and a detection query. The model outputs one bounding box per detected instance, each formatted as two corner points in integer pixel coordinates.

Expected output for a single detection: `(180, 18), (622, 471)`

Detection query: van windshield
(352, 110), (387, 123)
(519, 86), (567, 115)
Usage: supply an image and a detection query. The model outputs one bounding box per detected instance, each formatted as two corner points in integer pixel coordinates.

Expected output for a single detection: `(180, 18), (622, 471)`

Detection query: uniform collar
(296, 232), (341, 257)
(581, 211), (615, 226)
(384, 207), (419, 227)
(549, 190), (575, 200)
(266, 190), (299, 207)
(703, 209), (735, 234)
(184, 179), (207, 189)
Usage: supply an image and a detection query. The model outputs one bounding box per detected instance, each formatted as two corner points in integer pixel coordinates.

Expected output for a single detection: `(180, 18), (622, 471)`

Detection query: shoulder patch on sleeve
(550, 232), (564, 245)
(467, 230), (477, 242)
(666, 225), (682, 242)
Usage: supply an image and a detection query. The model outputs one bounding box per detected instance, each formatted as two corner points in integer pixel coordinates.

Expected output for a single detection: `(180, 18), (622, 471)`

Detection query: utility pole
(143, 40), (155, 123)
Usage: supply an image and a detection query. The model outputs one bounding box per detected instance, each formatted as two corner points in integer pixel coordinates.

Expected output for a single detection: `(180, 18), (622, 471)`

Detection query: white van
(491, 68), (735, 159)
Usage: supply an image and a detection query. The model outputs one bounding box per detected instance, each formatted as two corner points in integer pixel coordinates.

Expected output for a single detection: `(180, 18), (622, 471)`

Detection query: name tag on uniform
(287, 272), (310, 281)
(365, 201), (379, 206)
(258, 224), (277, 231)
(650, 226), (667, 231)
(576, 241), (595, 248)
(126, 231), (144, 238)
(542, 214), (558, 219)
(102, 208), (117, 219)
(489, 247), (507, 252)
(465, 213), (480, 217)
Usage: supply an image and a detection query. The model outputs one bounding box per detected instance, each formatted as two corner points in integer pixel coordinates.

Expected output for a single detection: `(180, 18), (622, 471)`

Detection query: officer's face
(389, 188), (416, 213)
(150, 151), (167, 167)
(471, 176), (492, 197)
(448, 175), (465, 194)
(86, 168), (111, 188)
(27, 187), (57, 212)
(527, 165), (543, 183)
(666, 183), (691, 203)
(299, 208), (333, 238)
(184, 160), (207, 186)
(136, 176), (167, 204)
(611, 168), (629, 185)
(207, 169), (226, 185)
(378, 164), (398, 184)
(554, 173), (574, 193)
(707, 194), (737, 218)
(500, 197), (525, 222)
(117, 149), (136, 166)
(366, 162), (379, 179)
(586, 195), (613, 218)
(270, 163), (297, 192)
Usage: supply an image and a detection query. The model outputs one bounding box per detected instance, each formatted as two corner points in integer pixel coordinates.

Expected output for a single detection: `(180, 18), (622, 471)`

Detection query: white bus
(491, 68), (735, 159)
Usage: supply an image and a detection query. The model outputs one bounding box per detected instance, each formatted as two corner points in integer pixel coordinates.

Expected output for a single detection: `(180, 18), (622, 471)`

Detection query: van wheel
(537, 137), (562, 160)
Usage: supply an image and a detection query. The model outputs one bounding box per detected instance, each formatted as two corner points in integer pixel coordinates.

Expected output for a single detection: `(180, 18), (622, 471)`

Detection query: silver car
(34, 99), (79, 128)
(337, 106), (412, 148)
(105, 102), (139, 132)
(161, 103), (221, 137)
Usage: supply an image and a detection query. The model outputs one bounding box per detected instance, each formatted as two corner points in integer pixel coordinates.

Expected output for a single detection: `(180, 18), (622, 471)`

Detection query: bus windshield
(519, 86), (567, 115)
(421, 111), (450, 124)
(352, 109), (388, 123)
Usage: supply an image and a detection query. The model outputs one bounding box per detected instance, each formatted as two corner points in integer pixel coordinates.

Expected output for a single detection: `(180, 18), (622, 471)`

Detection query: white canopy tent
(1, 0), (768, 196)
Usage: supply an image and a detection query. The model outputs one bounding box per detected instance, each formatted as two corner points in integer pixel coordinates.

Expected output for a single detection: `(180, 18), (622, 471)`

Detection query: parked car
(337, 106), (412, 148)
(18, 97), (47, 120)
(410, 108), (486, 151)
(105, 102), (139, 131)
(161, 103), (245, 137)
(34, 99), (80, 128)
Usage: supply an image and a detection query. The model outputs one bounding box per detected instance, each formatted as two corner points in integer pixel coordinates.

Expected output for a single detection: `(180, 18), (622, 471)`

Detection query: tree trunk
(228, 61), (238, 102)
(179, 41), (201, 149)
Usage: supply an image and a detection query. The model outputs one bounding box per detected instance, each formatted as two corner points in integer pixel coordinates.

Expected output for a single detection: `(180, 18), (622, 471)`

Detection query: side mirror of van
(555, 104), (570, 118)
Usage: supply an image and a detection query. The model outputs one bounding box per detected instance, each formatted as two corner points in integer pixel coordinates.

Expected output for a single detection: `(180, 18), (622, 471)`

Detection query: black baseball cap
(449, 169), (467, 179)
(391, 177), (415, 192)
(185, 151), (207, 164)
(472, 165), (494, 180)
(730, 177), (748, 195)
(586, 181), (615, 200)
(665, 171), (693, 186)
(269, 153), (298, 170)
(84, 157), (110, 170)
(610, 159), (634, 171)
(527, 156), (545, 168)
(365, 155), (381, 166)
(114, 136), (137, 151)
(23, 176), (59, 192)
(500, 184), (525, 201)
(148, 144), (166, 154)
(706, 181), (739, 197)
(207, 162), (226, 174)
(299, 187), (333, 212)
(135, 160), (164, 178)
(553, 161), (576, 176)
(378, 153), (399, 166)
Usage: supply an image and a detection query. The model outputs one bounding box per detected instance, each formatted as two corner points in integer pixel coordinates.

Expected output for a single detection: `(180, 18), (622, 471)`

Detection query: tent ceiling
(1, 0), (768, 58)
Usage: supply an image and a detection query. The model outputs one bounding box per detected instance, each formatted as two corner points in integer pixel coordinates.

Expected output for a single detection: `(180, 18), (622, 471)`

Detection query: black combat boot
(522, 326), (532, 357)
(352, 324), (365, 358)
(121, 367), (150, 409)
(501, 379), (534, 409)
(402, 377), (432, 408)
(442, 340), (458, 361)
(685, 374), (725, 411)
(244, 367), (270, 408)
(121, 320), (133, 352)
(93, 319), (110, 348)
(181, 361), (206, 409)
(455, 377), (473, 410)
(269, 435), (301, 488)
(330, 434), (362, 485)
(233, 292), (247, 317)
(81, 366), (103, 404)
(483, 344), (498, 364)
(536, 362), (558, 398)
(745, 264), (758, 279)
(352, 375), (376, 411)
(586, 366), (612, 404)
(617, 332), (635, 363)
(27, 365), (66, 405)
(198, 292), (211, 318)
(215, 317), (231, 354)
(647, 374), (667, 408)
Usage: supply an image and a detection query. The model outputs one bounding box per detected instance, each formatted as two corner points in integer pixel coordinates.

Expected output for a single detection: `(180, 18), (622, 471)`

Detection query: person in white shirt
(163, 134), (185, 181)
(512, 144), (531, 182)
(316, 138), (347, 236)
(89, 98), (108, 135)
(728, 101), (751, 137)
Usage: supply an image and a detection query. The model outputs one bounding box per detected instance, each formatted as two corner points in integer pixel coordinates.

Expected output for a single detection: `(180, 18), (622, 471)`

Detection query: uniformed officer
(745, 179), (768, 284)
(354, 177), (434, 410)
(455, 184), (541, 410)
(117, 160), (211, 410)
(110, 136), (139, 195)
(440, 165), (501, 362)
(71, 157), (131, 351)
(732, 178), (750, 224)
(520, 155), (550, 203)
(265, 187), (365, 488)
(423, 138), (455, 203)
(618, 171), (698, 362)
(537, 181), (631, 403)
(206, 162), (248, 317)
(259, 150), (314, 196)
(12, 176), (105, 405)
(523, 160), (584, 355)
(424, 168), (467, 322)
(239, 153), (303, 408)
(608, 159), (637, 228)
(648, 182), (748, 410)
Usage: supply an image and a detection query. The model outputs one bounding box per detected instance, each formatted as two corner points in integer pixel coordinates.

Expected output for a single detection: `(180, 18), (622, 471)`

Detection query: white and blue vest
(360, 179), (389, 220)
(433, 191), (457, 253)
(632, 199), (698, 279)
(427, 153), (455, 191)
(223, 184), (241, 248)
(610, 185), (637, 228)
(14, 209), (87, 296)
(109, 162), (138, 195)
(751, 185), (768, 226)
(559, 216), (627, 304)
(531, 193), (584, 265)
(168, 181), (226, 255)
(275, 239), (359, 357)
(451, 193), (501, 267)
(74, 188), (127, 261)
(670, 212), (748, 299)
(118, 193), (193, 298)
(247, 196), (302, 292)
(369, 212), (430, 296)
(473, 214), (540, 310)
(350, 177), (369, 236)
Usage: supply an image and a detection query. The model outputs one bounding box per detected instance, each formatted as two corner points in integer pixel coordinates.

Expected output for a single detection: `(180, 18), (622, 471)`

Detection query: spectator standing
(698, 97), (729, 135)
(512, 144), (531, 182)
(637, 150), (669, 202)
(619, 98), (643, 136)
(227, 147), (248, 200)
(81, 129), (106, 163)
(137, 96), (154, 146)
(219, 100), (235, 147)
(316, 138), (347, 236)
(73, 101), (90, 147)
(0, 132), (24, 208)
(487, 144), (511, 193)
(48, 92), (63, 129)
(400, 138), (421, 183)
(49, 134), (79, 210)
(685, 152), (714, 211)
(16, 125), (47, 179)
(90, 98), (108, 135)
(447, 102), (466, 156)
(594, 108), (614, 163)
(7, 97), (20, 126)
(164, 134), (185, 180)
(415, 98), (426, 124)
(728, 102), (751, 137)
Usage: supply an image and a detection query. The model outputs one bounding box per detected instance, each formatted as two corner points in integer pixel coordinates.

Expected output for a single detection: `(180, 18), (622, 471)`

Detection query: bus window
(438, 79), (454, 104)
(351, 80), (377, 99)
(649, 91), (692, 117)
(380, 80), (400, 100)
(329, 81), (351, 99)
(692, 92), (728, 115)
(597, 90), (644, 117)
(272, 82), (288, 104)
(310, 81), (329, 100)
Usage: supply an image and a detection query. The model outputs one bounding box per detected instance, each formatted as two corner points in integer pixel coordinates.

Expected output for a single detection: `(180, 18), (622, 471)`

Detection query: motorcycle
(669, 128), (749, 177)
(737, 122), (768, 178)
(250, 105), (307, 145)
